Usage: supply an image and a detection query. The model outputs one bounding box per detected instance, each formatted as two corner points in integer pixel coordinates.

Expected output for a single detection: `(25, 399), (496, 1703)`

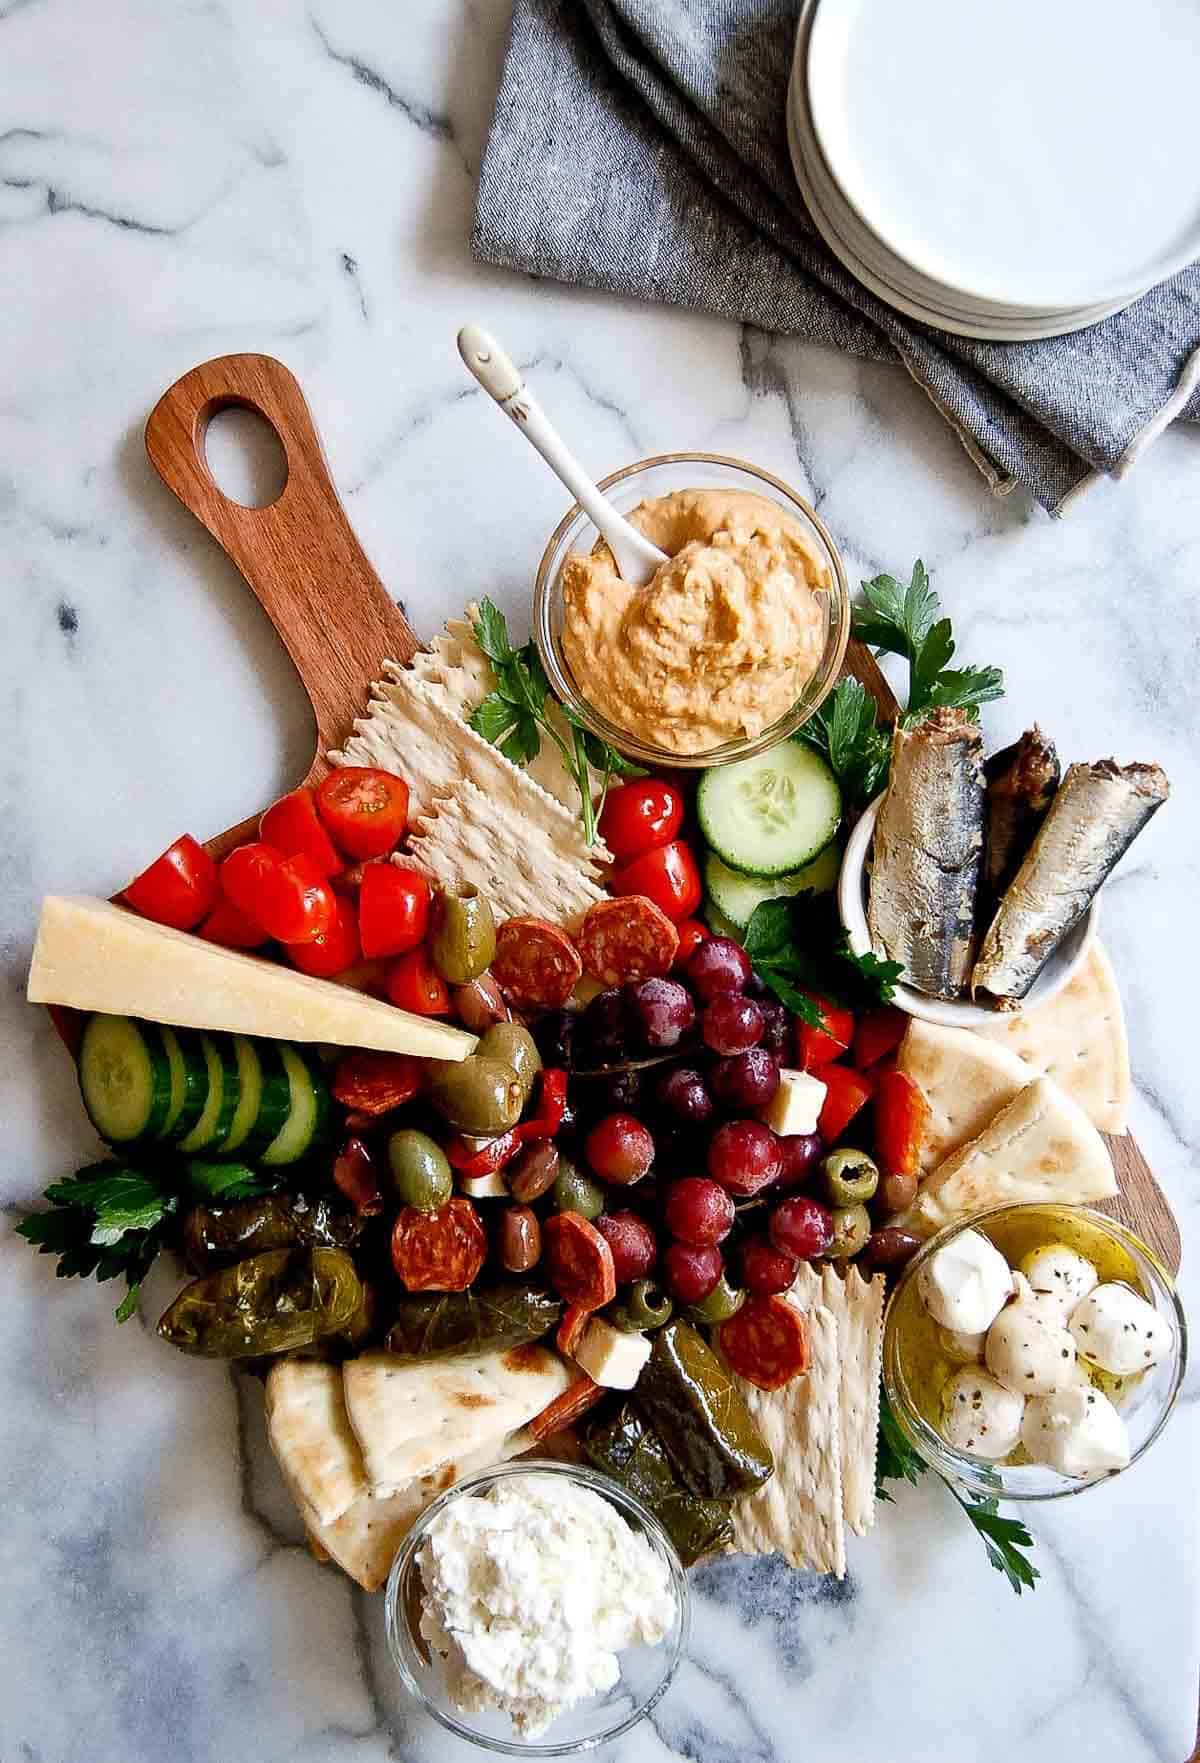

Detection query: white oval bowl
(837, 797), (1098, 1028)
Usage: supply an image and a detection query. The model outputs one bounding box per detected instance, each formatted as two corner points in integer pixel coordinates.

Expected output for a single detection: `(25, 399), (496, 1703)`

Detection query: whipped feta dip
(417, 1472), (676, 1738)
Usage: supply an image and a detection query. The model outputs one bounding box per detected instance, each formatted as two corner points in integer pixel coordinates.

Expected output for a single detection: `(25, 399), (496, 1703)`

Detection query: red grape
(664, 1176), (735, 1247)
(741, 1235), (798, 1295)
(685, 936), (751, 1000)
(702, 994), (764, 1056)
(769, 1194), (834, 1260)
(595, 1210), (657, 1282)
(776, 1132), (823, 1190)
(710, 1048), (780, 1111)
(578, 988), (630, 1062)
(757, 1000), (790, 1057)
(708, 1120), (782, 1195)
(627, 977), (696, 1050)
(655, 1066), (714, 1127)
(585, 1113), (655, 1185)
(662, 1240), (723, 1304)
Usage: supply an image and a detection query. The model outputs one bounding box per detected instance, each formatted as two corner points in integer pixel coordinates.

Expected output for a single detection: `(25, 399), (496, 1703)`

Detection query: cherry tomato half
(609, 839), (702, 922)
(385, 945), (451, 1015)
(358, 862), (431, 960)
(598, 778), (685, 862)
(196, 896), (269, 950)
(219, 842), (335, 945)
(122, 834), (217, 930)
(284, 892), (361, 978)
(673, 917), (710, 966)
(260, 787), (342, 878)
(316, 767), (409, 861)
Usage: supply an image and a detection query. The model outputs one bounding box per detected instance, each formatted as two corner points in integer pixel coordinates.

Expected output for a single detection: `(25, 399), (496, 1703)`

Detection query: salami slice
(556, 1302), (591, 1357)
(543, 1212), (617, 1309)
(492, 916), (583, 1010)
(390, 1197), (487, 1291)
(718, 1294), (811, 1391)
(527, 1374), (604, 1442)
(578, 895), (679, 986)
(332, 1050), (423, 1115)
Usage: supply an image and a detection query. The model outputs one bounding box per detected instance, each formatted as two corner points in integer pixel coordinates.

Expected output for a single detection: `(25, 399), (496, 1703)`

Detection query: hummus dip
(560, 489), (830, 755)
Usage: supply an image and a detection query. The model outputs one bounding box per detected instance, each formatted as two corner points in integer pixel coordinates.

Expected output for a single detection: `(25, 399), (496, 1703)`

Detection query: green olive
(824, 1202), (872, 1259)
(431, 887), (497, 985)
(686, 1273), (746, 1324)
(552, 1158), (605, 1221)
(624, 1279), (673, 1331)
(426, 1056), (524, 1135)
(821, 1148), (880, 1208)
(386, 1130), (453, 1212)
(476, 1023), (542, 1106)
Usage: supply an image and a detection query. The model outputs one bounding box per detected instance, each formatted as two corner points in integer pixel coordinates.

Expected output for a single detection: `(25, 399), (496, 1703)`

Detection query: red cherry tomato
(385, 945), (451, 1015)
(122, 835), (217, 930)
(358, 862), (431, 959)
(795, 994), (855, 1070)
(219, 842), (335, 945)
(260, 787), (342, 878)
(196, 896), (269, 950)
(316, 767), (409, 860)
(284, 892), (361, 977)
(673, 918), (709, 966)
(609, 839), (701, 922)
(811, 1063), (873, 1142)
(598, 778), (685, 862)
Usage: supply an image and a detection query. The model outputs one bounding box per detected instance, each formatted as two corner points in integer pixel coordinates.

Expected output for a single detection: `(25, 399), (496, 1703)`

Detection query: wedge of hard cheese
(27, 896), (475, 1060)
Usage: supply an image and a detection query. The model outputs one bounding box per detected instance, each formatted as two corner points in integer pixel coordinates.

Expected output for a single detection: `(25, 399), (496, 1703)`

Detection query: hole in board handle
(204, 404), (289, 509)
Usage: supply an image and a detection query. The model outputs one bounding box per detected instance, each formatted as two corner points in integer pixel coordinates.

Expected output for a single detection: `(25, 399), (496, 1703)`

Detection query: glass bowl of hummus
(883, 1204), (1186, 1502)
(533, 454), (850, 766)
(384, 1459), (690, 1755)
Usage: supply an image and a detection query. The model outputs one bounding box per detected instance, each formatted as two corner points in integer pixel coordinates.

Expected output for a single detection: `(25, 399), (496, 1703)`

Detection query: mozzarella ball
(1069, 1281), (1174, 1375)
(1019, 1243), (1098, 1318)
(1020, 1383), (1131, 1477)
(939, 1367), (1025, 1460)
(917, 1229), (1013, 1334)
(985, 1273), (1077, 1396)
(934, 1322), (987, 1363)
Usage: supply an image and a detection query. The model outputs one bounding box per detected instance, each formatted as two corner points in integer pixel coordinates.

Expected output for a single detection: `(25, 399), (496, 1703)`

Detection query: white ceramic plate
(837, 797), (1098, 1028)
(806, 0), (1200, 313)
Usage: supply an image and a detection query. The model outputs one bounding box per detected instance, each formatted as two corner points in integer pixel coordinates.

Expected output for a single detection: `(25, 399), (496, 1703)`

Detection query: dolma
(634, 1320), (773, 1498)
(583, 1401), (734, 1566)
(385, 1283), (561, 1359)
(157, 1247), (362, 1358)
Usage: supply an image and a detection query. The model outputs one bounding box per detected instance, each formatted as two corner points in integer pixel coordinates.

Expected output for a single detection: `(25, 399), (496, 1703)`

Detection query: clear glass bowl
(533, 452), (850, 768)
(384, 1459), (690, 1756)
(883, 1204), (1187, 1501)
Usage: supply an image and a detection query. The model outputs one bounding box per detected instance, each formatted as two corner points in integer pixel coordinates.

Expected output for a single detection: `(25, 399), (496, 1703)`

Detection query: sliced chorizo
(492, 916), (583, 1010)
(578, 895), (679, 986)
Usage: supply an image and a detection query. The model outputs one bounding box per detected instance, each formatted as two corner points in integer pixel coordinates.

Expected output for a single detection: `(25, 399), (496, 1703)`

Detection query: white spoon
(457, 324), (667, 587)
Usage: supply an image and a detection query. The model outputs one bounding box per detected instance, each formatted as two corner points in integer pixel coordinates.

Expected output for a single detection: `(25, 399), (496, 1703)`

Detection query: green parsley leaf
(917, 665), (1005, 717)
(875, 1390), (927, 1500)
(835, 937), (904, 1002)
(742, 899), (794, 963)
(852, 561), (1004, 736)
(472, 597), (513, 667)
(953, 1493), (1041, 1595)
(797, 679), (892, 813)
(853, 560), (938, 659)
(114, 1284), (142, 1325)
(16, 1205), (105, 1281)
(907, 615), (955, 712)
(471, 691), (523, 746)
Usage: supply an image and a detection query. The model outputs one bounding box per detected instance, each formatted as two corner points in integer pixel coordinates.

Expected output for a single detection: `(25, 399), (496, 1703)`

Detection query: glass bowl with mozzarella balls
(882, 1204), (1186, 1500)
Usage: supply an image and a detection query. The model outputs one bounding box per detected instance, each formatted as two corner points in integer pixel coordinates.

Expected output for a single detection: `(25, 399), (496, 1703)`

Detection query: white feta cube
(574, 1317), (652, 1390)
(759, 1068), (826, 1137)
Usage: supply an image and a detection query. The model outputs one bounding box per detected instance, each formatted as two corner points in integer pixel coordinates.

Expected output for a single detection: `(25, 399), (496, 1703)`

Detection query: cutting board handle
(144, 353), (420, 770)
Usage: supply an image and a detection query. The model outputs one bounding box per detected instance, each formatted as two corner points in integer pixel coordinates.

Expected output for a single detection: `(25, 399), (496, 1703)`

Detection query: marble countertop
(1, 3), (1196, 1761)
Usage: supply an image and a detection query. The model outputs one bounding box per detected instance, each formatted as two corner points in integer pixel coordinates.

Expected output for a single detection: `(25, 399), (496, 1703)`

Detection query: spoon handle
(457, 325), (665, 585)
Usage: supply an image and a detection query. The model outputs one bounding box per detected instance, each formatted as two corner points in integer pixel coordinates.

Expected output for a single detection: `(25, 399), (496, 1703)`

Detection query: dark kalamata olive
(499, 1204), (541, 1273)
(533, 1008), (576, 1069)
(333, 1138), (384, 1216)
(861, 1227), (923, 1271)
(451, 974), (510, 1033)
(877, 1169), (919, 1215)
(577, 988), (631, 1063)
(509, 1140), (561, 1204)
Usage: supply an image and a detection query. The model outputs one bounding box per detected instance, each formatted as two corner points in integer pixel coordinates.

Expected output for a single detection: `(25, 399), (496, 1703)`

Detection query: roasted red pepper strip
(527, 1375), (604, 1442)
(873, 1067), (930, 1178)
(556, 1303), (591, 1357)
(811, 1062), (873, 1142)
(853, 1005), (909, 1070)
(445, 1129), (522, 1178)
(444, 1070), (570, 1177)
(517, 1068), (568, 1142)
(795, 994), (855, 1071)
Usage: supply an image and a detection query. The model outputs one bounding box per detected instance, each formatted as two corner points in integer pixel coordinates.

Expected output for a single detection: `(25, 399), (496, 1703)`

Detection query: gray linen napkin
(472, 0), (1200, 514)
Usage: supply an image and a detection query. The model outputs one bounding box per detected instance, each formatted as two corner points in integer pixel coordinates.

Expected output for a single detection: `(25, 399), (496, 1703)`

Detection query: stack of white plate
(787, 0), (1200, 342)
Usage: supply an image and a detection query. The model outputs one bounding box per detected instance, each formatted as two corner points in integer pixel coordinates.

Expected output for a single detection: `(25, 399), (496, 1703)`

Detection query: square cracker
(729, 1303), (845, 1577)
(792, 1264), (885, 1536)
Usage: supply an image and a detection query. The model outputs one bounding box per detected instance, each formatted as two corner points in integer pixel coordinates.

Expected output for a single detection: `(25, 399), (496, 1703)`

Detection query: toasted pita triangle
(897, 1019), (1030, 1174)
(265, 1359), (368, 1528)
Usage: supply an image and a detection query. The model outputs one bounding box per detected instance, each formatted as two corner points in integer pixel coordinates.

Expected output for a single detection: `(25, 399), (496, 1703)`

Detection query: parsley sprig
(17, 1157), (278, 1323)
(469, 599), (645, 846)
(876, 1392), (1040, 1595)
(742, 895), (904, 1027)
(799, 561), (1003, 812)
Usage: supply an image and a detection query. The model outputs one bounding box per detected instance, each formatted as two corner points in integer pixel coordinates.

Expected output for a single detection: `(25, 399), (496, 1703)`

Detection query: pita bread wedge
(729, 1303), (845, 1576)
(898, 1019), (1029, 1174)
(342, 1345), (570, 1496)
(265, 1359), (368, 1528)
(792, 1264), (885, 1537)
(973, 941), (1130, 1134)
(897, 1074), (1118, 1237)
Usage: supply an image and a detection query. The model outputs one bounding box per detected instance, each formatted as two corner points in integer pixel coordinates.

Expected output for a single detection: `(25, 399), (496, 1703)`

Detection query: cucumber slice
(160, 1026), (209, 1141)
(260, 1045), (332, 1167)
(697, 740), (841, 876)
(222, 1036), (269, 1155)
(78, 1014), (173, 1144)
(178, 1034), (242, 1154)
(237, 1039), (294, 1159)
(702, 900), (744, 943)
(703, 843), (842, 931)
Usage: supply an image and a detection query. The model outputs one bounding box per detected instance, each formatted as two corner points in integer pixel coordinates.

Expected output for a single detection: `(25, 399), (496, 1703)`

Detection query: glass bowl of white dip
(533, 453), (850, 769)
(385, 1459), (690, 1755)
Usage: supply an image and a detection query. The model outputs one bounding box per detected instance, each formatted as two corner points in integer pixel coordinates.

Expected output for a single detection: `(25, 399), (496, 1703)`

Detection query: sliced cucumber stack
(260, 1045), (331, 1167)
(78, 1015), (176, 1144)
(697, 740), (841, 876)
(178, 1033), (242, 1154)
(703, 843), (842, 932)
(158, 1025), (209, 1141)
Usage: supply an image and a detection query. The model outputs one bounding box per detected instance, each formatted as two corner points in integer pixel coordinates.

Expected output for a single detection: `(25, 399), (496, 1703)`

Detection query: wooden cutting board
(144, 352), (1181, 1277)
